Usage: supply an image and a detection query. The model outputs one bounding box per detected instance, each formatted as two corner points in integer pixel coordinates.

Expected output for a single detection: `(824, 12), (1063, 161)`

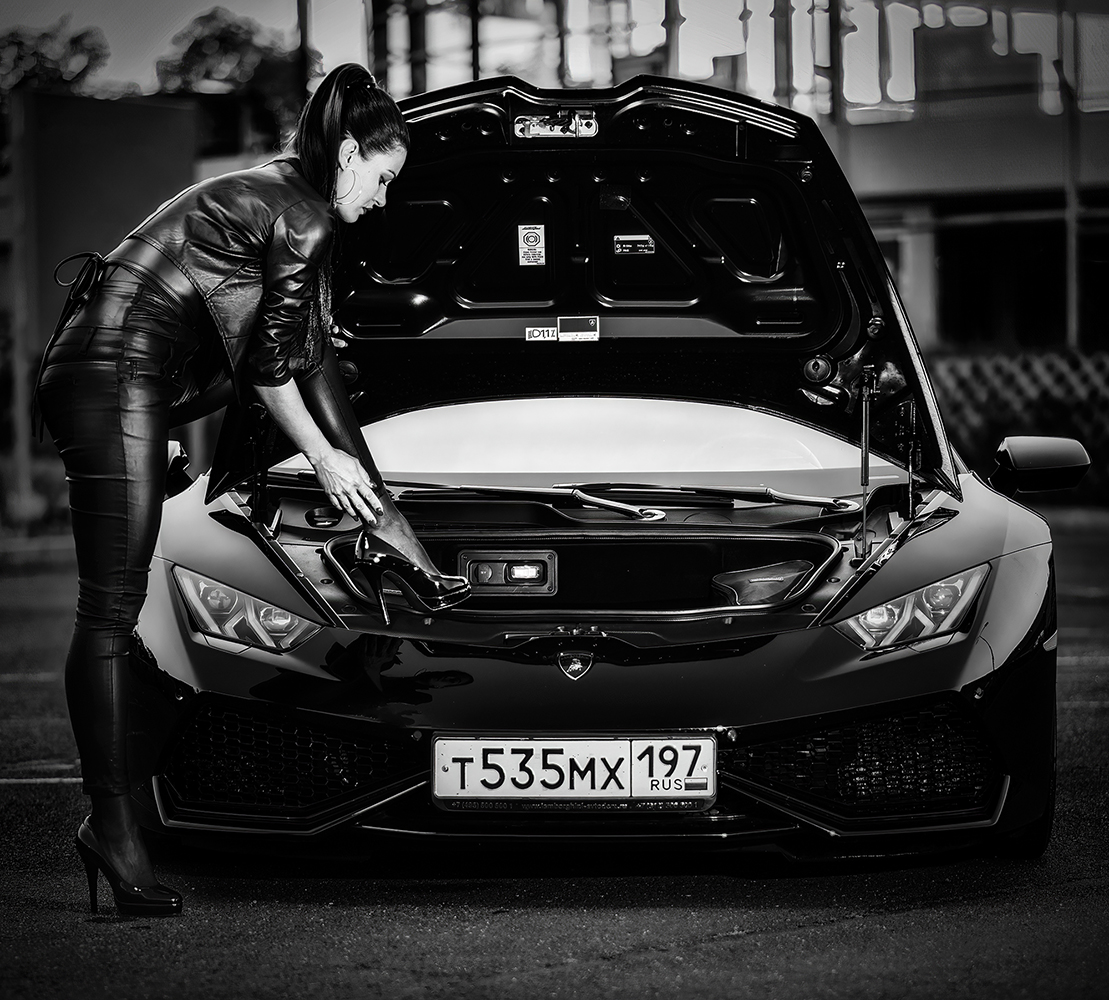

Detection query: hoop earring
(334, 167), (362, 206)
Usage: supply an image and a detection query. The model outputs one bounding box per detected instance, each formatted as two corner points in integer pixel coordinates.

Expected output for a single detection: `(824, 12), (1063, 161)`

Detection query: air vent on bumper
(717, 699), (1002, 830)
(158, 701), (428, 831)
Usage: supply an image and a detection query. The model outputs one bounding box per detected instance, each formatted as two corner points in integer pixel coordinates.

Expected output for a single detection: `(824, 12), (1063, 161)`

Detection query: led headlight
(834, 564), (990, 650)
(172, 567), (322, 652)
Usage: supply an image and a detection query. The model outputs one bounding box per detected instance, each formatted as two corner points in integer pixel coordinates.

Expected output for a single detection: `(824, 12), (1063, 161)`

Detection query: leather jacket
(127, 156), (333, 391)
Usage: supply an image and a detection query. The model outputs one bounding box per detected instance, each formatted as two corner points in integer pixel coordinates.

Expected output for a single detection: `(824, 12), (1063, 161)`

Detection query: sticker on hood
(614, 234), (655, 255)
(518, 224), (545, 266)
(558, 316), (599, 341)
(524, 318), (599, 342)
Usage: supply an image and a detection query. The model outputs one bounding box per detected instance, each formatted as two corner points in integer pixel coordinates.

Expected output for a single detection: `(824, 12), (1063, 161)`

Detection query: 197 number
(635, 743), (703, 779)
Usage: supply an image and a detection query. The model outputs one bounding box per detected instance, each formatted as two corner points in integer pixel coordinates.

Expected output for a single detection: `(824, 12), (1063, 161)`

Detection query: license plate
(432, 737), (716, 803)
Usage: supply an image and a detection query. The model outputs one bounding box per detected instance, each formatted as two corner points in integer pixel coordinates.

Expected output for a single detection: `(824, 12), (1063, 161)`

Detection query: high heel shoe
(75, 817), (182, 917)
(291, 342), (470, 624)
(351, 534), (470, 626)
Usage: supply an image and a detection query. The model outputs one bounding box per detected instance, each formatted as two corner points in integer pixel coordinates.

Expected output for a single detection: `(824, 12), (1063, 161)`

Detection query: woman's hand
(310, 446), (384, 525)
(251, 380), (382, 525)
(329, 322), (348, 349)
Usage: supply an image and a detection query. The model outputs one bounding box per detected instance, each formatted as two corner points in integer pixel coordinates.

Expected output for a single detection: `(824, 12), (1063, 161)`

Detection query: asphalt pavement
(0, 507), (1106, 999)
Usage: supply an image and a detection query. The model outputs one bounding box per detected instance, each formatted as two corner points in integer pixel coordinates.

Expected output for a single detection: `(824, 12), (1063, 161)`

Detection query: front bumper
(127, 643), (1051, 857)
(128, 536), (1056, 857)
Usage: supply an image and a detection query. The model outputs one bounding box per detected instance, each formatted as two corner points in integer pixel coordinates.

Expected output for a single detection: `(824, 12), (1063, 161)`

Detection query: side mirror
(989, 436), (1090, 497)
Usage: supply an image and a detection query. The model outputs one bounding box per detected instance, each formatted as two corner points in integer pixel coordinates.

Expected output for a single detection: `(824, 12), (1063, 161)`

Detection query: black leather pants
(37, 272), (201, 795)
(39, 267), (369, 796)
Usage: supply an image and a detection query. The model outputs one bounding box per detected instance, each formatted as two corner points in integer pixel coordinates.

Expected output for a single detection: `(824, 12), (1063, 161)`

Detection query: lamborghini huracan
(129, 76), (1089, 860)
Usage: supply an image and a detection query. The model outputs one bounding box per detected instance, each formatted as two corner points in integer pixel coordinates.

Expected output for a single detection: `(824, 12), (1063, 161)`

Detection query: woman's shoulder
(249, 160), (334, 257)
(134, 157), (332, 258)
(197, 158), (329, 214)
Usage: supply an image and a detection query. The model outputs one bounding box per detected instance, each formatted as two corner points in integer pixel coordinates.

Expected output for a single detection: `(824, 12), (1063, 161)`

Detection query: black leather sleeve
(246, 201), (334, 387)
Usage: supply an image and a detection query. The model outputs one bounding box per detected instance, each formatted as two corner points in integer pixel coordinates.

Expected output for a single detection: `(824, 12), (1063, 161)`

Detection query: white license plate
(432, 737), (716, 802)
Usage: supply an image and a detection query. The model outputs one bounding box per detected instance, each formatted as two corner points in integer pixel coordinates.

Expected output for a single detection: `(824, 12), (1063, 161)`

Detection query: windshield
(277, 397), (904, 497)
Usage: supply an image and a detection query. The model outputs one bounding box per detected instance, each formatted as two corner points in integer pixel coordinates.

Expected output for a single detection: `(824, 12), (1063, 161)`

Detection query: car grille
(162, 702), (427, 816)
(718, 699), (999, 821)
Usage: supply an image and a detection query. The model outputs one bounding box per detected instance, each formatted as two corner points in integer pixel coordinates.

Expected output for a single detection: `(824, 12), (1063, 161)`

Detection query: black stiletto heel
(351, 536), (470, 626)
(80, 849), (99, 914)
(74, 818), (182, 917)
(349, 557), (392, 624)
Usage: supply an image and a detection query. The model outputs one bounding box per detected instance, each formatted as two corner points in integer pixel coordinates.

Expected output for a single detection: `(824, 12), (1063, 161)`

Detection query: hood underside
(214, 76), (960, 499)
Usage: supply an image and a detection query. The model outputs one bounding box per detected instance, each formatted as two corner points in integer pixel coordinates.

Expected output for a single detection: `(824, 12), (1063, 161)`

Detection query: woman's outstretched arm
(252, 380), (383, 525)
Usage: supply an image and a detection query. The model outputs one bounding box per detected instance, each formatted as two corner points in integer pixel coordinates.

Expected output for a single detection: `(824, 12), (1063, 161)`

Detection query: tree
(156, 7), (321, 140)
(0, 16), (112, 163)
(0, 16), (109, 95)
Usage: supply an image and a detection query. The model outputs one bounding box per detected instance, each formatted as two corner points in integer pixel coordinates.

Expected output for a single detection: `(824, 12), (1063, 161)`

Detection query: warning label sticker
(518, 225), (546, 266)
(557, 316), (599, 342)
(614, 234), (655, 255)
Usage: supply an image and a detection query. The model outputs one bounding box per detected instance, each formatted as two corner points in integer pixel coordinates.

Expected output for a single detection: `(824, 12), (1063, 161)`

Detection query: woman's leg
(41, 360), (171, 882)
(38, 295), (182, 884)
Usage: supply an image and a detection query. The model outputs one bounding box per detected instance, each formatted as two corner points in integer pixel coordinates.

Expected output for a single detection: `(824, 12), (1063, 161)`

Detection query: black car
(131, 75), (1089, 860)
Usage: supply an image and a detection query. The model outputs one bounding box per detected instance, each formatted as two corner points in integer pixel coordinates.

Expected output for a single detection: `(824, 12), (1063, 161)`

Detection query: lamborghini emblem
(557, 651), (593, 681)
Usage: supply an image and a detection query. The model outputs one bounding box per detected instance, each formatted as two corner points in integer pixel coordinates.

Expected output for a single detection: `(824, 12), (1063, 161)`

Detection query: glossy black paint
(141, 484), (1049, 735)
(133, 468), (1057, 853)
(989, 436), (1091, 496)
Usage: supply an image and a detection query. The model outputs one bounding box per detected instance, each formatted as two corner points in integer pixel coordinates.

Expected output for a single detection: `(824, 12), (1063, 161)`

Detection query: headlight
(834, 564), (990, 650)
(172, 567), (322, 652)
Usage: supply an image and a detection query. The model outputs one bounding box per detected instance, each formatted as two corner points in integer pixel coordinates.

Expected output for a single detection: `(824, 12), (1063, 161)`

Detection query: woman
(34, 63), (467, 917)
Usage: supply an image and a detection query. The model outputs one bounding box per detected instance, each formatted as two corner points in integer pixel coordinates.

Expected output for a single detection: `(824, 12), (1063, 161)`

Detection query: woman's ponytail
(288, 63), (409, 205)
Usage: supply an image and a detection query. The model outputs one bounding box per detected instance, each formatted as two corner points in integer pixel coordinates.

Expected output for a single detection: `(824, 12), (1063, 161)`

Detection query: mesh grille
(719, 700), (998, 819)
(164, 703), (426, 814)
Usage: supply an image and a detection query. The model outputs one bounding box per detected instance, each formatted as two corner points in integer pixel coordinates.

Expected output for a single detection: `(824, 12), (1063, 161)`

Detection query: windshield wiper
(563, 482), (860, 513)
(392, 482), (667, 521)
(277, 471), (858, 516)
(386, 480), (857, 517)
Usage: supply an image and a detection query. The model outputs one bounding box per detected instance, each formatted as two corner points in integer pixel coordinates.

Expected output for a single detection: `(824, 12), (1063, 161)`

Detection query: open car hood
(209, 76), (958, 501)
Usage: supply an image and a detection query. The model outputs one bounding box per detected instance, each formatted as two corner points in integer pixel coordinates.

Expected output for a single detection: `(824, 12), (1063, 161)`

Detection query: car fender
(829, 475), (1050, 624)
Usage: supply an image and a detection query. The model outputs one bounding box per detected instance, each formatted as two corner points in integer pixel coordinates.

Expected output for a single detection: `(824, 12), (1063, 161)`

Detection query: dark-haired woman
(34, 63), (468, 917)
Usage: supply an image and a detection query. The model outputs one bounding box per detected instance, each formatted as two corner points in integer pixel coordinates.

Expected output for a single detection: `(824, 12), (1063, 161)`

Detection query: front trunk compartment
(196, 475), (916, 644)
(323, 528), (840, 614)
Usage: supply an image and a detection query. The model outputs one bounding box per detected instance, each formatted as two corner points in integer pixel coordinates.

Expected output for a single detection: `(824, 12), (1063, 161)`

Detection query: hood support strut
(905, 399), (918, 522)
(854, 366), (876, 563)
